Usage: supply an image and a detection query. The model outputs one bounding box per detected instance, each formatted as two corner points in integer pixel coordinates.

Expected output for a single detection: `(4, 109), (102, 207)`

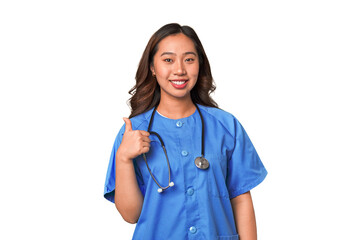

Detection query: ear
(150, 65), (155, 76)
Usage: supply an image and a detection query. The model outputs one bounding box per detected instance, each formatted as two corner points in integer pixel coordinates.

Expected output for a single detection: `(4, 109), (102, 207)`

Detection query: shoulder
(198, 105), (239, 124)
(198, 105), (241, 137)
(115, 108), (154, 141)
(129, 108), (154, 130)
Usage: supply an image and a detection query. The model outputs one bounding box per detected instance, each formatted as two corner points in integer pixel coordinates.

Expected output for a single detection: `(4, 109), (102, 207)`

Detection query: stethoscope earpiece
(157, 182), (175, 194)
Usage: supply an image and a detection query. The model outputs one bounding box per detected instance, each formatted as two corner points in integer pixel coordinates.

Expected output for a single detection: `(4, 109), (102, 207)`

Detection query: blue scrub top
(104, 105), (267, 240)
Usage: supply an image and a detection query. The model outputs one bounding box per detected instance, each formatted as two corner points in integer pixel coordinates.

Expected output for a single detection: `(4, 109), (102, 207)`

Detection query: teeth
(171, 81), (186, 85)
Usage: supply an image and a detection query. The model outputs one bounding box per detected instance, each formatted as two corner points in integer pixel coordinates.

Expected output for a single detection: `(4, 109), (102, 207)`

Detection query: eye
(185, 58), (195, 62)
(164, 58), (173, 63)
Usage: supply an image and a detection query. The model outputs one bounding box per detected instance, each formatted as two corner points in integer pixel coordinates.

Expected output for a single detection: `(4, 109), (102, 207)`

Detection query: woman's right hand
(116, 117), (151, 163)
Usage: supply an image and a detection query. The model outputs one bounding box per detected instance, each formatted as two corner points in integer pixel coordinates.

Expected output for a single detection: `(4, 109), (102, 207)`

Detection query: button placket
(176, 117), (201, 238)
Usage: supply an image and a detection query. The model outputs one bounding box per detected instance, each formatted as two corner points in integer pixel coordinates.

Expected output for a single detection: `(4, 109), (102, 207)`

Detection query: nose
(174, 60), (186, 75)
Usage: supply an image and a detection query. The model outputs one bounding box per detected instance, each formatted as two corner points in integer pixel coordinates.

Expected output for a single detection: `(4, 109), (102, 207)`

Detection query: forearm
(114, 156), (144, 224)
(231, 191), (257, 240)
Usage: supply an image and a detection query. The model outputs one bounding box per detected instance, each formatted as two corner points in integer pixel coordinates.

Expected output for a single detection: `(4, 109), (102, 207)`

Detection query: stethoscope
(142, 103), (210, 193)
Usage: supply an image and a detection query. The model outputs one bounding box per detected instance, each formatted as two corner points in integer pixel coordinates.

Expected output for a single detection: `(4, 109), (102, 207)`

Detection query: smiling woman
(103, 23), (267, 240)
(127, 23), (217, 119)
(150, 33), (200, 114)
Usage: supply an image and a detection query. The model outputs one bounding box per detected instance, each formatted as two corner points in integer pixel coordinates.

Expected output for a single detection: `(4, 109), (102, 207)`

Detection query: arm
(114, 118), (150, 224)
(230, 191), (257, 240)
(114, 156), (144, 224)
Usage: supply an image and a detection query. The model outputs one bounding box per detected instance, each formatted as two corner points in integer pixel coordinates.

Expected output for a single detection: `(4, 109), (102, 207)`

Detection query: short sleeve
(103, 124), (146, 203)
(226, 119), (267, 199)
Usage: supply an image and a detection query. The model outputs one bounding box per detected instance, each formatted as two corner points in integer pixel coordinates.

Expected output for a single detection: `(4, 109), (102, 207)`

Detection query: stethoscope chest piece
(195, 156), (210, 170)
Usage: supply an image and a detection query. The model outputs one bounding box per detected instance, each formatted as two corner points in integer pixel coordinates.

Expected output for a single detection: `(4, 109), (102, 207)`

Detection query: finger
(123, 117), (133, 132)
(142, 137), (151, 143)
(142, 142), (150, 148)
(142, 146), (150, 153)
(138, 130), (150, 136)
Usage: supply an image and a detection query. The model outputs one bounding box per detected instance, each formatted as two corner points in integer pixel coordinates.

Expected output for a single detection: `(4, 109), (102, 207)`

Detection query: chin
(160, 87), (193, 100)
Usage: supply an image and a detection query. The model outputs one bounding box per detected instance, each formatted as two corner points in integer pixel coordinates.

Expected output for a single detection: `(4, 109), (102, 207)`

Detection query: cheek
(154, 64), (170, 78)
(189, 64), (200, 78)
(155, 69), (170, 80)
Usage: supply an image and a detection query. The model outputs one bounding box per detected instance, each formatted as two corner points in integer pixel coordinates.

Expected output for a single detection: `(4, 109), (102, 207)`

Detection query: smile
(169, 80), (189, 89)
(171, 80), (187, 85)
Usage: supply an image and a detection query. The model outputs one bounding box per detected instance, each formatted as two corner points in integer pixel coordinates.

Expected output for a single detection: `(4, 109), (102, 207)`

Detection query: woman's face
(150, 33), (199, 101)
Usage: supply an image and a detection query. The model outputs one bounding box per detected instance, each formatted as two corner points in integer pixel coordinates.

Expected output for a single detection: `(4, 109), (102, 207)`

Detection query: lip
(169, 79), (189, 89)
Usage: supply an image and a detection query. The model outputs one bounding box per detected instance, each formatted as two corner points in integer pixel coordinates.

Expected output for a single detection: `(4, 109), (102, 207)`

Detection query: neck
(157, 96), (196, 119)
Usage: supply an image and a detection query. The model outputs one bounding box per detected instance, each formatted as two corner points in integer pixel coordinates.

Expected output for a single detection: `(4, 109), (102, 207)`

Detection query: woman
(104, 23), (267, 240)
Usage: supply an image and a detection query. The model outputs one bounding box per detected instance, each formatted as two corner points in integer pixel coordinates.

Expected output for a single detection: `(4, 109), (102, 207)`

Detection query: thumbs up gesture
(116, 117), (151, 163)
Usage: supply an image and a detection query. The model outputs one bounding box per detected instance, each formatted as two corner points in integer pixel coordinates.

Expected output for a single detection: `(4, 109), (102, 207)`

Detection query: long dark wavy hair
(128, 23), (218, 118)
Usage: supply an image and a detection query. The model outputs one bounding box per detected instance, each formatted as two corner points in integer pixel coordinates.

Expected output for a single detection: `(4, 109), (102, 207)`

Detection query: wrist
(116, 155), (133, 164)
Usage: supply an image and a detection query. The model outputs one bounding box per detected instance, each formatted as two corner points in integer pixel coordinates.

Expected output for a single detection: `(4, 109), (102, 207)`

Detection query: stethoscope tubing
(142, 103), (206, 192)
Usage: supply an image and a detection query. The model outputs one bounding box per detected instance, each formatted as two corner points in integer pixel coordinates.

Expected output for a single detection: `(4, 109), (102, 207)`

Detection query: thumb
(123, 117), (133, 132)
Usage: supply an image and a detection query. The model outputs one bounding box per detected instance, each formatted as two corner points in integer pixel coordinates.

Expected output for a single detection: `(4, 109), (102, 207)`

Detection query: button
(181, 150), (188, 156)
(176, 121), (183, 127)
(189, 226), (197, 234)
(186, 188), (194, 196)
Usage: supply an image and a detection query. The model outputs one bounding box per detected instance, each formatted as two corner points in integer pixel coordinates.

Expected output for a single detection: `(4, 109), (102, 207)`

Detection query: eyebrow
(160, 51), (197, 57)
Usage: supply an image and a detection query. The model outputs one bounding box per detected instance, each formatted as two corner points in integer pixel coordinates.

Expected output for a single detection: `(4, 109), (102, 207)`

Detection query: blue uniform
(104, 105), (267, 240)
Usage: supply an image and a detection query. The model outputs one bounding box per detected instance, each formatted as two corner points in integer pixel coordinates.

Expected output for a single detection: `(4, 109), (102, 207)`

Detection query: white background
(1, 0), (359, 239)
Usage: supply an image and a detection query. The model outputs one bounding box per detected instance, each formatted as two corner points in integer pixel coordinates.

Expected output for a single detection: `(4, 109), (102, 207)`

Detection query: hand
(116, 117), (151, 163)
